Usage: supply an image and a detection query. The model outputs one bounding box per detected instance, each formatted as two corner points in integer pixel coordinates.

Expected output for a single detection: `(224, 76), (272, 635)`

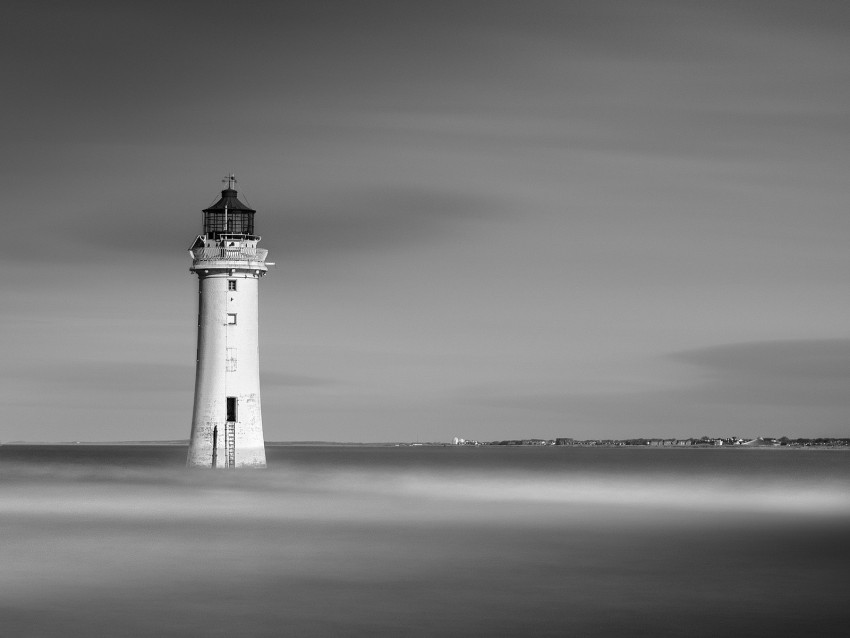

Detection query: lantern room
(202, 186), (256, 239)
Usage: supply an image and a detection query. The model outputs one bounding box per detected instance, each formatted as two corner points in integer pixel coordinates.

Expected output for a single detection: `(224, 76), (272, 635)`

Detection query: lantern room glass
(203, 211), (255, 237)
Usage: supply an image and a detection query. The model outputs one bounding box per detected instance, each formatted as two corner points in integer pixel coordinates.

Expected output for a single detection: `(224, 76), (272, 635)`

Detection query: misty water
(2, 445), (849, 637)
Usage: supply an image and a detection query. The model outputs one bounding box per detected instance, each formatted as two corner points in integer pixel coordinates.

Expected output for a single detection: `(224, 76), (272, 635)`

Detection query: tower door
(225, 398), (237, 468)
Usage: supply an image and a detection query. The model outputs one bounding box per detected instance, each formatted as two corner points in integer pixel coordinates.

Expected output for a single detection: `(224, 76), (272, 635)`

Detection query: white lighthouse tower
(187, 175), (268, 468)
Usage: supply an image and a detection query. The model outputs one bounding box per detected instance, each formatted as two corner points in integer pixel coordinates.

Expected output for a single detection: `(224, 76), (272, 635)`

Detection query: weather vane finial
(223, 173), (237, 190)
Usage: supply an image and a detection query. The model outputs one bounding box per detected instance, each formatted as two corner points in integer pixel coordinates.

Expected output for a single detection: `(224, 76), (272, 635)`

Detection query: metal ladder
(225, 422), (236, 468)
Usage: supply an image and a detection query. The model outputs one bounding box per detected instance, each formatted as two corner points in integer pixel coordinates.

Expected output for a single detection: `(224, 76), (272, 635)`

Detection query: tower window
(226, 313), (237, 325)
(228, 280), (237, 291)
(226, 397), (237, 422)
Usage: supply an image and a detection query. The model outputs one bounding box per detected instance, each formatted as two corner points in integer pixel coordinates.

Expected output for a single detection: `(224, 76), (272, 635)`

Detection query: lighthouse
(187, 175), (268, 468)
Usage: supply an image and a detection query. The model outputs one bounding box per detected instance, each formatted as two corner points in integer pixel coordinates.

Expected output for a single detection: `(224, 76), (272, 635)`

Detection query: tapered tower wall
(188, 270), (265, 468)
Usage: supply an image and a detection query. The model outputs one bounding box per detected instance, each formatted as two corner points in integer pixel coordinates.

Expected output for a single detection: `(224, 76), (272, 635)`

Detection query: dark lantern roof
(203, 188), (256, 214)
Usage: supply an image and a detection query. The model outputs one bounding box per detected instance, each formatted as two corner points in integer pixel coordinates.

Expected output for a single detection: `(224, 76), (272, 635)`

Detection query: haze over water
(2, 445), (848, 637)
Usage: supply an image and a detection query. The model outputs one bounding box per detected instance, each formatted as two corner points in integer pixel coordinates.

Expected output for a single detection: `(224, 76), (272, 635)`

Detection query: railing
(191, 247), (268, 263)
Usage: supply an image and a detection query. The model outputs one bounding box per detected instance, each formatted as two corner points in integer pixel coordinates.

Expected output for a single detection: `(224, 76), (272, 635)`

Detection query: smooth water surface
(1, 445), (848, 637)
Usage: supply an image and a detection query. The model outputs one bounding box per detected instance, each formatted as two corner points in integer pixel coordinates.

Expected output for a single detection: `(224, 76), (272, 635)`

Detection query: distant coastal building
(647, 439), (694, 447)
(187, 176), (270, 468)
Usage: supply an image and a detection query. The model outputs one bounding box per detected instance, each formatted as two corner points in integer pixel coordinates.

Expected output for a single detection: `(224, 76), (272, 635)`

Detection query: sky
(2, 0), (849, 442)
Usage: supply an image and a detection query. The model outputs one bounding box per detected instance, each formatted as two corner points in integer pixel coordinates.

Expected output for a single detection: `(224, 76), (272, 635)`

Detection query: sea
(1, 444), (848, 637)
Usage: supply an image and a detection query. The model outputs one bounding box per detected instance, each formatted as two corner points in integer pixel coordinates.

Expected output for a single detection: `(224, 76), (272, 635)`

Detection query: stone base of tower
(187, 422), (267, 469)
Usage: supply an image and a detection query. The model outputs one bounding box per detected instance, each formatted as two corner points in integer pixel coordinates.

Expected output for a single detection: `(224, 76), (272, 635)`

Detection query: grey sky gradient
(2, 0), (849, 441)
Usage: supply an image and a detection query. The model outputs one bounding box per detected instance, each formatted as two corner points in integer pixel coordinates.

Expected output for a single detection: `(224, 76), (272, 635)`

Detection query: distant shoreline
(2, 440), (848, 449)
